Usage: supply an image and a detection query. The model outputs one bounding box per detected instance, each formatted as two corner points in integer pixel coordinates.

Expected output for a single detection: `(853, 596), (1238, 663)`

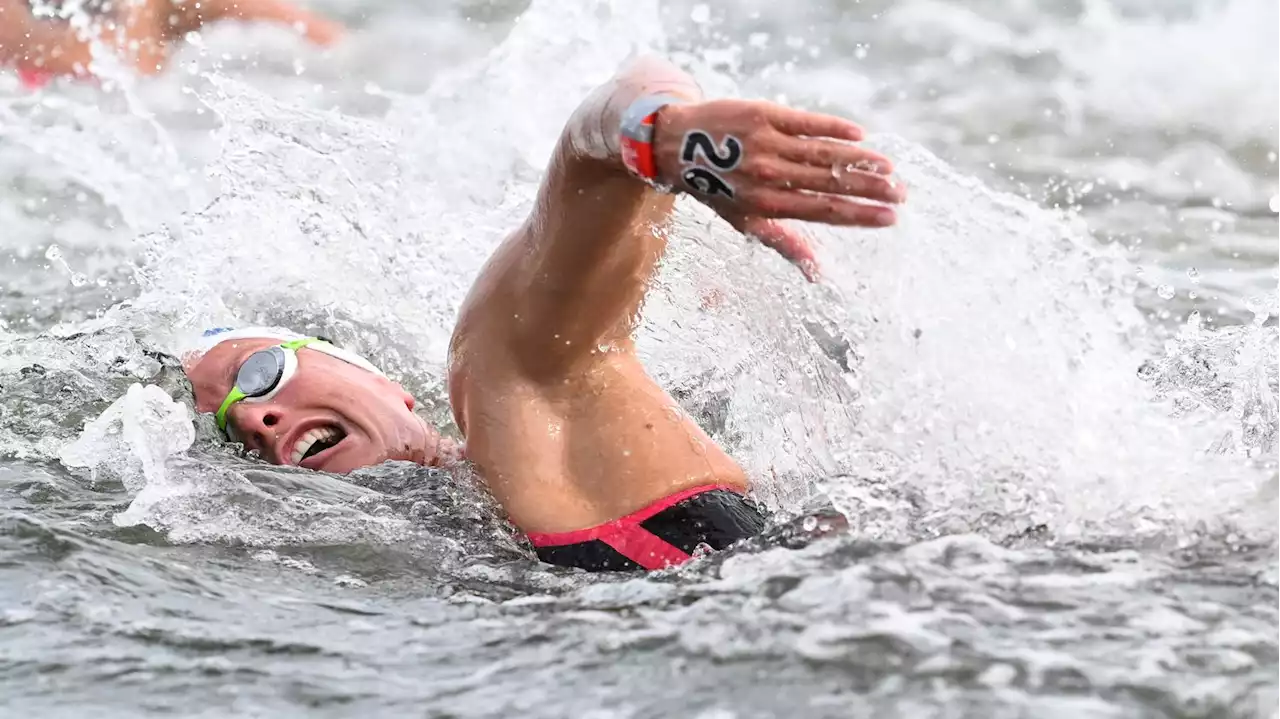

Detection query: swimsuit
(526, 485), (767, 572)
(17, 67), (57, 89)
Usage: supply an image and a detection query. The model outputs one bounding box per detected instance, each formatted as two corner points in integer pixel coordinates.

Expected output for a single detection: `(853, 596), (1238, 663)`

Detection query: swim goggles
(216, 337), (384, 433)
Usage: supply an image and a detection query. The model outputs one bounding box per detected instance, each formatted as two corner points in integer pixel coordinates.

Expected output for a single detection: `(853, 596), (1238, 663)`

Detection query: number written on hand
(682, 167), (735, 199)
(681, 131), (743, 170)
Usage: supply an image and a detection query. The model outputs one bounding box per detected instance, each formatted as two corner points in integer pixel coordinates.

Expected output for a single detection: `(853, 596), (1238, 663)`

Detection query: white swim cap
(180, 325), (308, 365)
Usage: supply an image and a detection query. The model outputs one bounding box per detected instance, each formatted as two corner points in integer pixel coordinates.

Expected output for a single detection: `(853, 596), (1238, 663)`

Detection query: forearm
(531, 55), (704, 302)
(503, 57), (703, 375)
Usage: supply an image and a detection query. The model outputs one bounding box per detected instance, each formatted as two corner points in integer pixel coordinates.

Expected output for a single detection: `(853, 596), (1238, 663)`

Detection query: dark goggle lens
(236, 346), (286, 397)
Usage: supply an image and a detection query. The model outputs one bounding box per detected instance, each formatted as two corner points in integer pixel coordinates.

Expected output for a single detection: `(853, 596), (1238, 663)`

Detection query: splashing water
(0, 0), (1275, 716)
(59, 383), (194, 493)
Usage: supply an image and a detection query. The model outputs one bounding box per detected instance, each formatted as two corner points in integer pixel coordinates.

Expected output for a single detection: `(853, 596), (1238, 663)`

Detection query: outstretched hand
(652, 100), (904, 282)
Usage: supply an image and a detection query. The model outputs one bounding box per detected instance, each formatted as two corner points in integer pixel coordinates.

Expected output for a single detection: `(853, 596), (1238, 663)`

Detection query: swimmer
(0, 0), (339, 83)
(183, 55), (906, 572)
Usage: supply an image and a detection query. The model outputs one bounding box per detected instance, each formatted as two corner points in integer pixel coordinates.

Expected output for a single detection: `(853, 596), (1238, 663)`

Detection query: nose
(229, 402), (286, 459)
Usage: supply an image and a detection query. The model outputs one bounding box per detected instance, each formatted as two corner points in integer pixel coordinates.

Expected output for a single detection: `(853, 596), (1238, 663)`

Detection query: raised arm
(449, 55), (907, 534)
(450, 55), (905, 386)
(450, 56), (702, 384)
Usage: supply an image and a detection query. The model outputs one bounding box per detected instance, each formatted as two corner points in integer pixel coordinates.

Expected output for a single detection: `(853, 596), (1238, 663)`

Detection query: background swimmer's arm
(1, 0), (88, 74)
(0, 0), (338, 77)
(0, 0), (170, 75)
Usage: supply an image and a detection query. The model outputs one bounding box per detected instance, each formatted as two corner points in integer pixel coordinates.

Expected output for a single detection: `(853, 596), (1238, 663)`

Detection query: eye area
(235, 346), (287, 397)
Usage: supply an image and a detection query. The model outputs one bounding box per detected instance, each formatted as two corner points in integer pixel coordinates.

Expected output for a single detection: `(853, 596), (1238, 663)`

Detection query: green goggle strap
(215, 338), (320, 431)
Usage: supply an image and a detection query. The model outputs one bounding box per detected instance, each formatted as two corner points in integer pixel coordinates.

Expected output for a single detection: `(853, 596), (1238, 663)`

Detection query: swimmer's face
(186, 338), (453, 473)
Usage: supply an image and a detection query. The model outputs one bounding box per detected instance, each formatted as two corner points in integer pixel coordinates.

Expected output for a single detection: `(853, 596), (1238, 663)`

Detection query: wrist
(619, 93), (686, 188)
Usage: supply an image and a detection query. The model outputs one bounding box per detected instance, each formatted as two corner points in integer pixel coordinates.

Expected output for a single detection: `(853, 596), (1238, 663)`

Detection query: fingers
(659, 99), (905, 239)
(749, 156), (906, 204)
(773, 135), (895, 176)
(736, 188), (898, 228)
(767, 106), (864, 143)
(734, 217), (822, 283)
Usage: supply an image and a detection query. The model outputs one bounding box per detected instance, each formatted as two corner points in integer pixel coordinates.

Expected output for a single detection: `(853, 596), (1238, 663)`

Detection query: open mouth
(290, 424), (347, 467)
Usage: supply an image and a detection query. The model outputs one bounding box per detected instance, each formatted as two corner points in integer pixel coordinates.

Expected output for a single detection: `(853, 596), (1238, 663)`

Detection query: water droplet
(1270, 195), (1279, 213)
(854, 45), (868, 60)
(802, 516), (818, 532)
(70, 272), (87, 287)
(1188, 291), (1197, 300)
(44, 244), (62, 262)
(986, 133), (1000, 144)
(691, 542), (715, 559)
(1186, 267), (1200, 283)
(689, 3), (710, 23)
(1156, 284), (1175, 300)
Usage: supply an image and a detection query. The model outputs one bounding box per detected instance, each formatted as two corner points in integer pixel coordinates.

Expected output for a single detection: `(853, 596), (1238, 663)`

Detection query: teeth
(290, 426), (339, 465)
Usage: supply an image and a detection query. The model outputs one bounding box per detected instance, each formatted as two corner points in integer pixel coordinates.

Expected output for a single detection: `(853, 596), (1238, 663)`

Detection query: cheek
(380, 398), (421, 436)
(344, 377), (415, 424)
(376, 394), (425, 444)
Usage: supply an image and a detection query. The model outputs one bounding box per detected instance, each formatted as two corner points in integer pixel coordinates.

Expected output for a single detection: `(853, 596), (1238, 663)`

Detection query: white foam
(60, 383), (195, 494)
